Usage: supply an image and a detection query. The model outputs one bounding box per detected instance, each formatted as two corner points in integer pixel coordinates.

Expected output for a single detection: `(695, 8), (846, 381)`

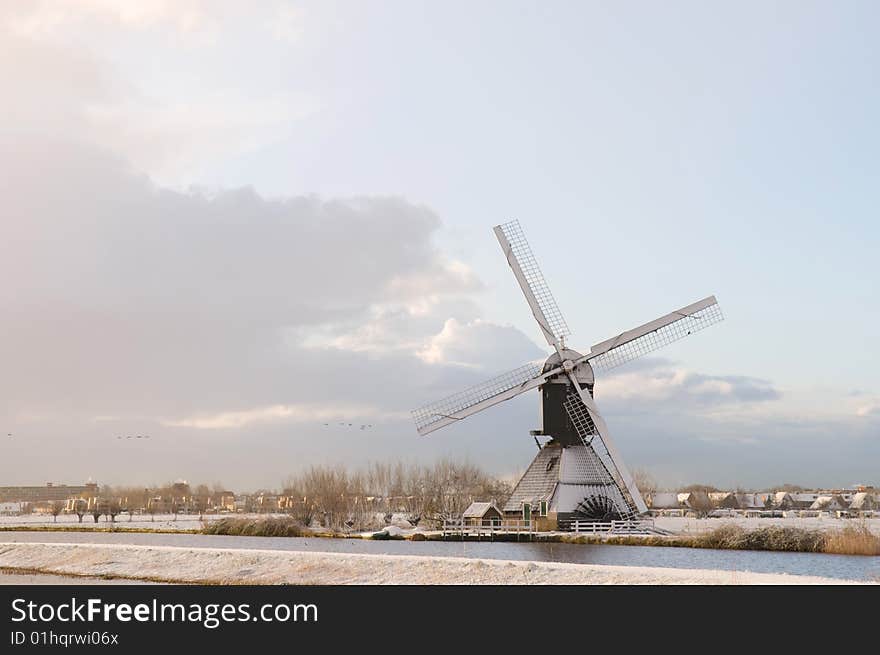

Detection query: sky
(1, 1), (878, 490)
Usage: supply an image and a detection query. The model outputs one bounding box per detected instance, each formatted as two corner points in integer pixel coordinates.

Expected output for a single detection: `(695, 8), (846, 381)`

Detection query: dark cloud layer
(0, 138), (545, 486)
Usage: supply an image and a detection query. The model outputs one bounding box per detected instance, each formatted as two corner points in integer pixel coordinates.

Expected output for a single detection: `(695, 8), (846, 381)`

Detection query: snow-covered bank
(0, 513), (220, 532)
(0, 542), (864, 585)
(6, 514), (880, 537)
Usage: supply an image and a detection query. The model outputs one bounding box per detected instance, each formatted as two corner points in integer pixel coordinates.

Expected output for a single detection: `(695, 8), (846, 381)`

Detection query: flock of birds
(324, 422), (374, 431)
(7, 433), (153, 441)
(5, 421), (375, 442)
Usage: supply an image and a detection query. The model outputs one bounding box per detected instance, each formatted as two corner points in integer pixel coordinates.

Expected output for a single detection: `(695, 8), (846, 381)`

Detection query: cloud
(0, 136), (867, 490)
(0, 133), (554, 486)
(1, 1), (215, 38)
(856, 403), (880, 418)
(595, 358), (781, 412)
(268, 3), (305, 43)
(163, 403), (403, 430)
(0, 137), (485, 419)
(0, 18), (315, 183)
(417, 318), (546, 370)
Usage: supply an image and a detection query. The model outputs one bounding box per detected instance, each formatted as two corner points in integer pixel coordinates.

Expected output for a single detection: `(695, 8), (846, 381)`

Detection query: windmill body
(412, 220), (724, 529)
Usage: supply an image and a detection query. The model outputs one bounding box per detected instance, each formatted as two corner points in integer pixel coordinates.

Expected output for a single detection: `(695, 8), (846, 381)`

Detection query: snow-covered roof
(810, 495), (846, 511)
(736, 493), (774, 509)
(463, 502), (500, 518)
(650, 493), (680, 509)
(849, 492), (875, 510)
(677, 491), (710, 508)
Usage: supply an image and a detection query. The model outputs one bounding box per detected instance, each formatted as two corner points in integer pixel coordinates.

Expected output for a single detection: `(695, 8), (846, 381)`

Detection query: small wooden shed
(462, 502), (503, 527)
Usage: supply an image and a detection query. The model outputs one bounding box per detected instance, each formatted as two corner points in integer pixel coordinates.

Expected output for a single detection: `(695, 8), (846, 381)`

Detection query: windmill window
(546, 456), (559, 472)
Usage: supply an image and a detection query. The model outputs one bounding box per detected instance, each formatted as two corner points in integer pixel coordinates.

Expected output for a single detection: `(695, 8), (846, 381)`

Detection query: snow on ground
(0, 513), (251, 532)
(0, 571), (158, 585)
(0, 542), (866, 585)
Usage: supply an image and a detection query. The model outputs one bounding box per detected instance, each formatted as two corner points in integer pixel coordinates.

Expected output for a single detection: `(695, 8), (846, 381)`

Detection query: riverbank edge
(4, 525), (880, 557)
(0, 542), (863, 585)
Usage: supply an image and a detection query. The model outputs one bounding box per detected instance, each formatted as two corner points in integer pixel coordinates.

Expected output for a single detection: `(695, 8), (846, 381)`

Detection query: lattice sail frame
(411, 361), (543, 433)
(563, 390), (640, 519)
(496, 220), (571, 344)
(589, 299), (723, 374)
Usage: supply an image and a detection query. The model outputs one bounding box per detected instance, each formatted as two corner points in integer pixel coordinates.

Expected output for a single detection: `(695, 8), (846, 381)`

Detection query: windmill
(411, 220), (723, 528)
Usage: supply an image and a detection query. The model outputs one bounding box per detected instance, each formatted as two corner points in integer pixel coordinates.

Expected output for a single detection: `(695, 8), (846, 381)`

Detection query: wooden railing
(570, 519), (655, 534)
(441, 519), (535, 536)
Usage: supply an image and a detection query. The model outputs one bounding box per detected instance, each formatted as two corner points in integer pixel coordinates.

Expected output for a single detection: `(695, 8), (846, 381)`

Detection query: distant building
(677, 491), (710, 510)
(790, 493), (820, 509)
(0, 501), (23, 515)
(648, 492), (680, 510)
(0, 482), (97, 503)
(736, 493), (774, 510)
(810, 495), (847, 512)
(849, 492), (876, 512)
(171, 480), (190, 500)
(217, 492), (236, 512)
(709, 492), (739, 509)
(773, 492), (794, 510)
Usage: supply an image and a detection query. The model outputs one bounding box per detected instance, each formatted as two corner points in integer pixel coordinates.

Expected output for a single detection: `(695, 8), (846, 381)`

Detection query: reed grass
(201, 517), (306, 537)
(823, 526), (880, 556)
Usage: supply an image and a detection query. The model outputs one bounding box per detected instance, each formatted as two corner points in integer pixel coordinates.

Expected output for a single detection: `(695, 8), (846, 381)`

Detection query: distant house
(215, 492), (236, 512)
(736, 493), (774, 510)
(849, 492), (876, 512)
(709, 492), (739, 509)
(810, 495), (847, 512)
(773, 492), (794, 510)
(648, 493), (680, 510)
(462, 502), (503, 527)
(677, 491), (710, 510)
(790, 493), (820, 509)
(0, 502), (22, 516)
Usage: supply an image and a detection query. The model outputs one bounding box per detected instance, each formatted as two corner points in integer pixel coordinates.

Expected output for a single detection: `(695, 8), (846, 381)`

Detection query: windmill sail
(494, 220), (571, 348)
(562, 390), (643, 518)
(411, 361), (545, 435)
(587, 296), (723, 374)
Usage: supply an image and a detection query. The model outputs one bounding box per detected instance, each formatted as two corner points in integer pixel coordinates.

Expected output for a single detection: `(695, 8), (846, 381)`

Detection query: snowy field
(0, 513), (241, 532)
(0, 542), (865, 585)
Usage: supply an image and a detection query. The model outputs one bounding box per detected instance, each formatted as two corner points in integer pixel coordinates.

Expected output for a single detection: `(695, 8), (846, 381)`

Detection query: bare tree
(105, 498), (121, 523)
(72, 498), (87, 523)
(48, 500), (64, 523)
(632, 468), (658, 498)
(281, 459), (514, 532)
(146, 497), (157, 522)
